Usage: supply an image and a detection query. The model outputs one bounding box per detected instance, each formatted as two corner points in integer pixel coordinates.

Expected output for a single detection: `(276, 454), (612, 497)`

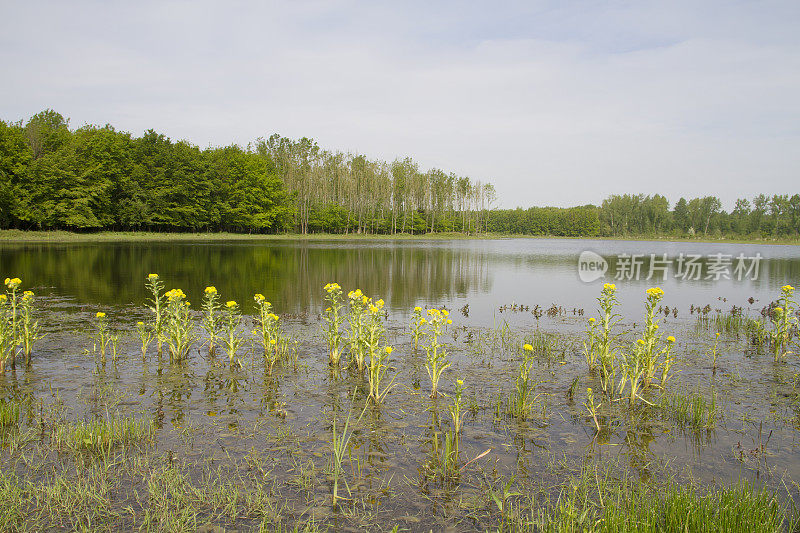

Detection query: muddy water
(2, 237), (800, 529)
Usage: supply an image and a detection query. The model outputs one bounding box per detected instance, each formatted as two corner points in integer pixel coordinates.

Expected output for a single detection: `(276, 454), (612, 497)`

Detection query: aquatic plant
(322, 283), (345, 366)
(135, 321), (152, 361)
(422, 308), (452, 398)
(200, 286), (220, 356)
(17, 290), (41, 366)
(584, 283), (621, 396)
(220, 300), (246, 367)
(93, 311), (110, 364)
(0, 398), (20, 428)
(768, 285), (798, 361)
(52, 415), (156, 454)
(330, 393), (367, 506)
(253, 294), (281, 374)
(1, 277), (22, 370)
(584, 387), (601, 432)
(163, 288), (195, 362)
(410, 306), (426, 350)
(507, 343), (542, 418)
(145, 273), (166, 355)
(449, 379), (465, 434)
(0, 295), (14, 373)
(346, 289), (370, 372)
(709, 333), (721, 369)
(616, 288), (676, 406)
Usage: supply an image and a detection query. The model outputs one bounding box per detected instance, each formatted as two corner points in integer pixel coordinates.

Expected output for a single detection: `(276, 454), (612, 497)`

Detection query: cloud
(1, 1), (798, 209)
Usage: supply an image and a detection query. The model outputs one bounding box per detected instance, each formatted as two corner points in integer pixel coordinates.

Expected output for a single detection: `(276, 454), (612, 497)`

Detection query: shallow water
(2, 237), (800, 530)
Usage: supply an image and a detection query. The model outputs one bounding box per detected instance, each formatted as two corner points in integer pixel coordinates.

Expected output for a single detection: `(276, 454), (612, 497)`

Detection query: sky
(1, 0), (798, 209)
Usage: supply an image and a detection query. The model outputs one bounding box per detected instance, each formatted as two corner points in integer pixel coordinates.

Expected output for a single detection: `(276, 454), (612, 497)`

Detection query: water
(1, 237), (800, 530)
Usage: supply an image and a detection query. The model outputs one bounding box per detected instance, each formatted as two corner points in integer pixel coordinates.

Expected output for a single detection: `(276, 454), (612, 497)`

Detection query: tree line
(1, 110), (797, 238)
(0, 110), (494, 234)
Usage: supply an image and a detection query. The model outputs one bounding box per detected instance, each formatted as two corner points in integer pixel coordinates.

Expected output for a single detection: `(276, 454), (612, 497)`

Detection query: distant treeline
(1, 110), (798, 238)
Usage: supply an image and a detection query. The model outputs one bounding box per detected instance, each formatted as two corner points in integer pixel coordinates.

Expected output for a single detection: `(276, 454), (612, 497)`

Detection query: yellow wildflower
(603, 283), (616, 291)
(414, 306), (422, 312)
(385, 346), (393, 354)
(667, 336), (675, 343)
(447, 319), (452, 324)
(205, 286), (217, 294)
(443, 310), (449, 317)
(226, 301), (237, 308)
(254, 293), (265, 302)
(523, 344), (533, 351)
(147, 273), (159, 280)
(96, 312), (106, 318)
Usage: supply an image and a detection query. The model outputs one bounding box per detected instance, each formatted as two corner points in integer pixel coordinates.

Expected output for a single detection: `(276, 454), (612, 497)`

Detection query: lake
(1, 237), (799, 531)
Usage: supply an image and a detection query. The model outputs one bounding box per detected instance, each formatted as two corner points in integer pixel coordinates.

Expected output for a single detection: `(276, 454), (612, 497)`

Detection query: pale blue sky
(1, 1), (798, 208)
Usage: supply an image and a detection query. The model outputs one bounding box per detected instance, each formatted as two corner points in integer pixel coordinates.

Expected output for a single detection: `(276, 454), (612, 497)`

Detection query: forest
(1, 110), (798, 239)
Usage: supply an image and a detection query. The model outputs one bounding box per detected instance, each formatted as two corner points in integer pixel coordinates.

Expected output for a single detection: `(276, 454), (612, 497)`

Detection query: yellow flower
(226, 300), (237, 308)
(375, 299), (385, 309)
(362, 295), (370, 305)
(414, 306), (422, 312)
(147, 273), (159, 280)
(646, 287), (665, 298)
(22, 290), (34, 300)
(137, 321), (144, 326)
(269, 313), (279, 321)
(270, 339), (277, 345)
(385, 346), (393, 354)
(774, 306), (784, 314)
(325, 307), (332, 313)
(205, 286), (217, 294)
(782, 285), (795, 293)
(0, 294), (6, 302)
(324, 282), (341, 293)
(5, 277), (21, 289)
(96, 312), (106, 318)
(589, 317), (595, 323)
(667, 336), (675, 343)
(603, 283), (616, 291)
(369, 305), (379, 314)
(456, 379), (464, 386)
(447, 319), (452, 325)
(165, 288), (186, 301)
(587, 387), (593, 394)
(442, 310), (449, 317)
(523, 344), (533, 351)
(254, 293), (265, 302)
(419, 318), (427, 325)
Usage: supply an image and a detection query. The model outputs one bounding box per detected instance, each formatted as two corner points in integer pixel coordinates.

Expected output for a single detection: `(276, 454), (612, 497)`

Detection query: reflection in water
(1, 239), (798, 327)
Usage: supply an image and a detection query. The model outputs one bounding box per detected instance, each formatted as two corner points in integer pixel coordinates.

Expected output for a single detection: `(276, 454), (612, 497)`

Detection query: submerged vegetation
(1, 268), (800, 531)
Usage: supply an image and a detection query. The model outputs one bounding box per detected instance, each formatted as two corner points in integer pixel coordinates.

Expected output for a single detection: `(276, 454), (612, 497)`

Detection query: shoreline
(0, 229), (798, 246)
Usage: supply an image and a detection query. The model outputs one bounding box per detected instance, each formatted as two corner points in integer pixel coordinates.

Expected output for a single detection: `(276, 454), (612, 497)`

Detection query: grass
(658, 390), (719, 430)
(522, 477), (795, 532)
(51, 415), (156, 454)
(2, 229), (800, 245)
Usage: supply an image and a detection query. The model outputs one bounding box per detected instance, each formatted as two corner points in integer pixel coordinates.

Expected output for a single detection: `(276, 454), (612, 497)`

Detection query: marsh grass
(658, 389), (719, 429)
(0, 397), (20, 428)
(521, 475), (794, 532)
(51, 415), (156, 454)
